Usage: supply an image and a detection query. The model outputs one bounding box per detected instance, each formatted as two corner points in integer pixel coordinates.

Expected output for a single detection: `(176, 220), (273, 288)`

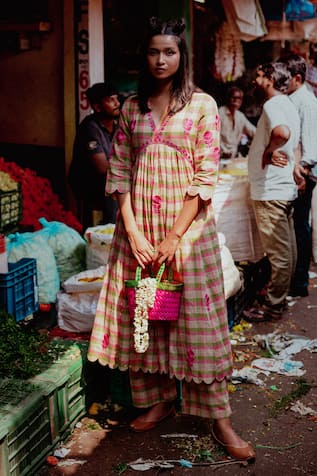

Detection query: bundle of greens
(0, 310), (67, 379)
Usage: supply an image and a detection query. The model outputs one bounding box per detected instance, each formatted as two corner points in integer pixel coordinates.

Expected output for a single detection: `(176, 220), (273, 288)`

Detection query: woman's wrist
(168, 230), (182, 240)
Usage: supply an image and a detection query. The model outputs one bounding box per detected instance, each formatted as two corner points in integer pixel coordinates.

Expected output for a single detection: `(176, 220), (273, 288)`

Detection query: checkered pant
(130, 370), (231, 419)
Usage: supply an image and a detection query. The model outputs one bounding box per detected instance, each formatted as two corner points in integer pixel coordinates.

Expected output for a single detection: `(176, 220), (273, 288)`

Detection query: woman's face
(146, 34), (181, 81)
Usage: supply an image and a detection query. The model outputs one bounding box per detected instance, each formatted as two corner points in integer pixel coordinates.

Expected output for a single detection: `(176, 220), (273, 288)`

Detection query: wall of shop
(0, 0), (65, 199)
(0, 0), (64, 147)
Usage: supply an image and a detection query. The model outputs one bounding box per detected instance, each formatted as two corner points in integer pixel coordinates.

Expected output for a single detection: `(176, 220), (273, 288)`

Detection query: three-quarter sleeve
(187, 95), (220, 201)
(106, 99), (134, 196)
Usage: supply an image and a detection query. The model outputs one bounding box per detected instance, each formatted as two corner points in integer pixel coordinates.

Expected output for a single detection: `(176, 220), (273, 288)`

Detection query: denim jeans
(252, 200), (297, 308)
(291, 177), (316, 293)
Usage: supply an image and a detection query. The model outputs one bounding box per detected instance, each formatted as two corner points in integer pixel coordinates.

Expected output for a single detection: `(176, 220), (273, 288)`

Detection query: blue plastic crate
(0, 258), (39, 322)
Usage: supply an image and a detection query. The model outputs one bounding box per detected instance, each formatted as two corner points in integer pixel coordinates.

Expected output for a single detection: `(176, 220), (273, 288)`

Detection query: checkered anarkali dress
(88, 92), (233, 384)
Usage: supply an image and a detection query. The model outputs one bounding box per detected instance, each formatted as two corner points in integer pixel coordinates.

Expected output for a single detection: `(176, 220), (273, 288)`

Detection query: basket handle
(135, 263), (166, 283)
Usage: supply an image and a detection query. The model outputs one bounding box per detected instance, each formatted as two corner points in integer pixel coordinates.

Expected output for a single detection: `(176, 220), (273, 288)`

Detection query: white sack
(312, 185), (317, 263)
(62, 266), (106, 293)
(218, 232), (242, 299)
(84, 224), (115, 269)
(213, 175), (263, 262)
(56, 290), (99, 333)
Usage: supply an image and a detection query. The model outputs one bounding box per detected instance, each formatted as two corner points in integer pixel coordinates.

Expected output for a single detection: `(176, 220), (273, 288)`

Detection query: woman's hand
(153, 231), (181, 265)
(127, 229), (155, 268)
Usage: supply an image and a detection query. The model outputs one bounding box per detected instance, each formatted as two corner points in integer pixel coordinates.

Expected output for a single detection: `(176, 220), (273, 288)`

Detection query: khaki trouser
(252, 200), (297, 308)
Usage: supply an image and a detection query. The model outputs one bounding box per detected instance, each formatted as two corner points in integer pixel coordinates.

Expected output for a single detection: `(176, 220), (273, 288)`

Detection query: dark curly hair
(137, 17), (194, 114)
(279, 54), (306, 83)
(258, 62), (291, 93)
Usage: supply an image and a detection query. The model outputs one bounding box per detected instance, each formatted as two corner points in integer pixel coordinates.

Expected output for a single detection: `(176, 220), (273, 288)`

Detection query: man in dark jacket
(69, 82), (120, 229)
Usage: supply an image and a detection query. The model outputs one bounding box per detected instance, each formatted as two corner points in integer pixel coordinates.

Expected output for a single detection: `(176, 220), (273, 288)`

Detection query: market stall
(214, 157), (263, 263)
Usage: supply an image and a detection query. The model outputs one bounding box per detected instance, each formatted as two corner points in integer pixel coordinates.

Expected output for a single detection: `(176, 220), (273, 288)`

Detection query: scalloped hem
(186, 186), (214, 203)
(106, 186), (131, 197)
(87, 355), (231, 384)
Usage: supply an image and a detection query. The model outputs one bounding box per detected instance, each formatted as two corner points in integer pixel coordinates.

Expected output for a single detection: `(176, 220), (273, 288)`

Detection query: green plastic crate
(31, 340), (88, 438)
(0, 379), (55, 476)
(0, 342), (89, 476)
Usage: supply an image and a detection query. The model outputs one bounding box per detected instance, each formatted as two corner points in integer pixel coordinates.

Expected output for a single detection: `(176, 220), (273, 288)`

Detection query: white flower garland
(133, 277), (157, 353)
(214, 21), (245, 82)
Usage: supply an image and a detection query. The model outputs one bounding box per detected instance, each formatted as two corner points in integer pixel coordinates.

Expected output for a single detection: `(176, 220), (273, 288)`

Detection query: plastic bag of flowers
(36, 217), (86, 283)
(6, 232), (60, 303)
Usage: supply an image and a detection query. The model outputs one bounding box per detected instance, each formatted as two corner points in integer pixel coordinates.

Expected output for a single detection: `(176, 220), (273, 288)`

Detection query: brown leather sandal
(243, 305), (282, 323)
(211, 426), (256, 463)
(129, 405), (175, 432)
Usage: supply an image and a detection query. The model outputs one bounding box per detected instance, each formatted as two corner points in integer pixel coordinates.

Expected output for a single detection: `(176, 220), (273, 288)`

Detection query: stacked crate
(0, 341), (88, 476)
(227, 257), (271, 329)
(0, 258), (38, 322)
(0, 185), (22, 234)
(0, 380), (55, 476)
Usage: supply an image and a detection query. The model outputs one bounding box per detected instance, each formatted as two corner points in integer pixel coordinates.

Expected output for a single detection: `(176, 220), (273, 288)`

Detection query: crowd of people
(68, 17), (317, 465)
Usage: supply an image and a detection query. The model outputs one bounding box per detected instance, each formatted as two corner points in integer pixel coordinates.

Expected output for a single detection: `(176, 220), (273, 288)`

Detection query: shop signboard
(74, 0), (90, 123)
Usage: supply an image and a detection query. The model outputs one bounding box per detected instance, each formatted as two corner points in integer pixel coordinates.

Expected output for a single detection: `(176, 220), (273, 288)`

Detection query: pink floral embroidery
(205, 293), (211, 312)
(153, 133), (163, 143)
(130, 119), (136, 132)
(117, 130), (125, 145)
(187, 347), (195, 367)
(203, 131), (214, 147)
(214, 114), (220, 131)
(183, 118), (193, 133)
(212, 147), (220, 162)
(152, 195), (162, 213)
(102, 334), (109, 349)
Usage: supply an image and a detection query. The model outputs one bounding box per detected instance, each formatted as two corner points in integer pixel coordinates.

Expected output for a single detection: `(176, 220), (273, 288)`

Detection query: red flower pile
(0, 157), (82, 233)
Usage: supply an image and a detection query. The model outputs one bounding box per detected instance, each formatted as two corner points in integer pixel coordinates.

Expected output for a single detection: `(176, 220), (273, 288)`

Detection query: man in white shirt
(306, 49), (317, 97)
(243, 62), (300, 323)
(219, 87), (256, 158)
(279, 54), (317, 298)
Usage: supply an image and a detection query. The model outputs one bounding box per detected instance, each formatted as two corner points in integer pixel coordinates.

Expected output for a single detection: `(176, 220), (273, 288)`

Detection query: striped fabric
(129, 370), (231, 419)
(88, 92), (233, 385)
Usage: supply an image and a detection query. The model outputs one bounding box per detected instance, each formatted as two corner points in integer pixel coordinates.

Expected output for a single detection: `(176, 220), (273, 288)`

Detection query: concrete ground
(36, 263), (317, 476)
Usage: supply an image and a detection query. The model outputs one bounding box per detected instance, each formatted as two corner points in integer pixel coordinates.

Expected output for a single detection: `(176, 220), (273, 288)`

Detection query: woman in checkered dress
(88, 17), (255, 462)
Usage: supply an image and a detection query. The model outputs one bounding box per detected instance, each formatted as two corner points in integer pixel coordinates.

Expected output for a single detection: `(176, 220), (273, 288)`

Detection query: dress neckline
(147, 109), (172, 134)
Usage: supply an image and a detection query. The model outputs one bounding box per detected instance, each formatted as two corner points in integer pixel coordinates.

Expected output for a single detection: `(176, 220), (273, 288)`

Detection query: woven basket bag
(125, 263), (183, 321)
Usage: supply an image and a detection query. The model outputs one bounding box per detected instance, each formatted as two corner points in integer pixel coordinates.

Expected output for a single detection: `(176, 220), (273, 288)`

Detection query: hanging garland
(133, 277), (157, 353)
(214, 21), (245, 83)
